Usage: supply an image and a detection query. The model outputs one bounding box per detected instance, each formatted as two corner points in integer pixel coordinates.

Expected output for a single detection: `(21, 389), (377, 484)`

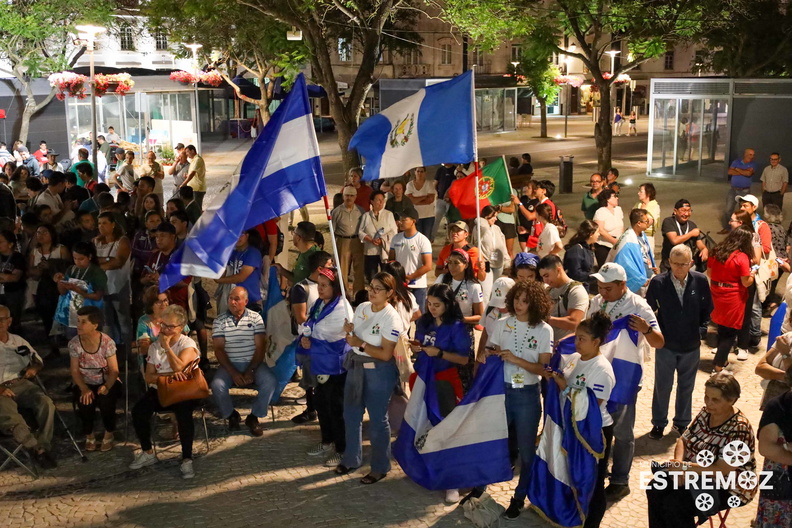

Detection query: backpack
(259, 223), (284, 256)
(561, 281), (584, 312)
(553, 206), (568, 238)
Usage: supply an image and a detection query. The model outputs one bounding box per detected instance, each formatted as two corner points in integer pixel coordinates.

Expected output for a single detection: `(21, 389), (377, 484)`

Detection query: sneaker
(445, 489), (460, 504)
(307, 442), (334, 456)
(604, 483), (630, 501)
(735, 348), (749, 361)
(180, 458), (195, 479)
(324, 452), (343, 467)
(648, 425), (664, 440)
(291, 410), (317, 424)
(129, 451), (158, 470)
(503, 498), (524, 520)
(227, 409), (241, 431)
(672, 424), (687, 436)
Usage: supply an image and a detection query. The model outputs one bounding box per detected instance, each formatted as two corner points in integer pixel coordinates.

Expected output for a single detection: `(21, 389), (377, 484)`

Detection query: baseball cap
(513, 252), (539, 268)
(115, 147), (126, 156)
(736, 194), (759, 207)
(342, 185), (357, 196)
(397, 207), (420, 221)
(488, 277), (516, 309)
(591, 262), (627, 283)
(448, 220), (469, 232)
(16, 146), (28, 154)
(674, 198), (691, 209)
(154, 222), (176, 234)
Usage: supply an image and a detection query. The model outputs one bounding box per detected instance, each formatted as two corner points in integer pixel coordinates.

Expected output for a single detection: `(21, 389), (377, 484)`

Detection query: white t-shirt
(483, 276), (515, 335)
(593, 206), (624, 248)
(549, 281), (590, 343)
(434, 275), (483, 317)
(146, 335), (198, 375)
(487, 316), (553, 385)
(561, 352), (616, 426)
(351, 302), (405, 356)
(537, 222), (561, 257)
(586, 290), (658, 328)
(390, 231), (432, 289)
(405, 179), (435, 219)
(395, 291), (418, 333)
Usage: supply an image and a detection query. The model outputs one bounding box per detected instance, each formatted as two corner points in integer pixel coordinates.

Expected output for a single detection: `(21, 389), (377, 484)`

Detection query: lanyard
(601, 293), (627, 318)
(675, 219), (689, 236)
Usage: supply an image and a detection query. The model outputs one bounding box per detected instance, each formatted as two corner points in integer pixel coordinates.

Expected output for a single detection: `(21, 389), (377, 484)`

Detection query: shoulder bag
(157, 358), (210, 407)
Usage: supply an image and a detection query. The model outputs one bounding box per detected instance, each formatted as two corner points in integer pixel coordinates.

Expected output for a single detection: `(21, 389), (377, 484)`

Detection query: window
(119, 26), (135, 51)
(511, 45), (522, 62)
(404, 49), (421, 65)
(472, 47), (485, 67)
(694, 50), (706, 69)
(664, 51), (675, 70)
(338, 38), (352, 62)
(154, 31), (168, 51)
(441, 44), (452, 65)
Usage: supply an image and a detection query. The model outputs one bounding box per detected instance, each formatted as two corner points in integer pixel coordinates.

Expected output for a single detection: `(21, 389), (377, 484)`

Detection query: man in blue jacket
(646, 243), (712, 440)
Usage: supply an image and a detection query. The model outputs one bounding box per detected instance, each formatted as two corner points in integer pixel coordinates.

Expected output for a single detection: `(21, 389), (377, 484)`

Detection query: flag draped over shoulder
(159, 73), (326, 291)
(393, 355), (512, 491)
(607, 229), (655, 293)
(447, 157), (513, 219)
(529, 350), (604, 528)
(349, 71), (475, 181)
(263, 266), (297, 402)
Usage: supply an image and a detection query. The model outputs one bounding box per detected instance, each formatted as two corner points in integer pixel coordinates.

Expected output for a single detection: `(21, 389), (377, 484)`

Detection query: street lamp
(510, 61), (519, 76)
(185, 43), (203, 151)
(75, 24), (106, 169)
(605, 50), (620, 121)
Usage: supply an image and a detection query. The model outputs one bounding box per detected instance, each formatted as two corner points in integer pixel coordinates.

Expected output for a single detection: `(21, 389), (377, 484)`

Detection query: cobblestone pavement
(0, 325), (771, 528)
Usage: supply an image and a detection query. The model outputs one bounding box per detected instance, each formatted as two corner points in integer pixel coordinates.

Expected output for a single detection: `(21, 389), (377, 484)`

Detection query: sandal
(334, 464), (356, 475)
(84, 437), (97, 452)
(360, 472), (387, 485)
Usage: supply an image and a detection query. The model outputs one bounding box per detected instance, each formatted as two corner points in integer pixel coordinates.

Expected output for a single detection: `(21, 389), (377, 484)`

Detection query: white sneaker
(324, 452), (342, 467)
(445, 489), (460, 504)
(180, 458), (195, 479)
(129, 451), (158, 470)
(735, 348), (749, 361)
(307, 442), (334, 456)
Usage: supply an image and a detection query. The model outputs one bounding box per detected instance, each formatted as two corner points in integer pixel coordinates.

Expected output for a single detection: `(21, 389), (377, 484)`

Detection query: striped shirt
(212, 309), (266, 362)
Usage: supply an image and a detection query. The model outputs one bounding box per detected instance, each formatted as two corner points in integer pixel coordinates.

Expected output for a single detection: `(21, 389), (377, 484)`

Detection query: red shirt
(436, 244), (480, 273)
(708, 251), (750, 329)
(354, 184), (373, 212)
(33, 149), (48, 164)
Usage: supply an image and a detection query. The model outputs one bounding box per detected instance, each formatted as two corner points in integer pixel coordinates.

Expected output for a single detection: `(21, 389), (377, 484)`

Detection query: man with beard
(659, 199), (708, 272)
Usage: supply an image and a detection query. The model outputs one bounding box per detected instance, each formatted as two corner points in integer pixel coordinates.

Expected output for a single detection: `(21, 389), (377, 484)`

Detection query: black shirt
(517, 163), (534, 176)
(434, 165), (456, 199)
(759, 391), (792, 440)
(0, 251), (26, 293)
(661, 216), (701, 265)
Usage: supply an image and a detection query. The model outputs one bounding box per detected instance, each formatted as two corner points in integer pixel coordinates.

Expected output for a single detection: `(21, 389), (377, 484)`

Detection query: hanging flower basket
(170, 70), (197, 85)
(169, 69), (224, 87)
(554, 75), (584, 88)
(48, 71), (89, 101)
(94, 73), (135, 97)
(198, 70), (222, 87)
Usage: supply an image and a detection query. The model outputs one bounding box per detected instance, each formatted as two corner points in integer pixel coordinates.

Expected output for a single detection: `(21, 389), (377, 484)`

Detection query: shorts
(495, 220), (517, 239)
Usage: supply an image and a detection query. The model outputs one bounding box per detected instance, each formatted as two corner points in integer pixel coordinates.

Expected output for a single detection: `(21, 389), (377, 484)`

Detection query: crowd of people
(1, 140), (791, 528)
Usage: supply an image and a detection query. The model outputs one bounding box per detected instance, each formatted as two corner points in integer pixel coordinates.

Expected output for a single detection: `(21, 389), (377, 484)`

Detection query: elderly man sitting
(211, 286), (276, 437)
(0, 305), (57, 469)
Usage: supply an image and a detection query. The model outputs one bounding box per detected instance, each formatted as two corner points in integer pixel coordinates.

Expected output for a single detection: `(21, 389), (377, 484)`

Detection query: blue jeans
(722, 186), (750, 229)
(416, 217), (435, 240)
(504, 383), (542, 501)
(651, 347), (699, 429)
(609, 400), (637, 486)
(342, 361), (399, 474)
(211, 361), (277, 419)
(410, 287), (427, 315)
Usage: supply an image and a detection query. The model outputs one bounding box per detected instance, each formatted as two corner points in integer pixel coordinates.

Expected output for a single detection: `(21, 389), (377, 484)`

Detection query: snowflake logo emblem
(722, 440), (751, 467)
(696, 449), (715, 468)
(694, 492), (714, 512)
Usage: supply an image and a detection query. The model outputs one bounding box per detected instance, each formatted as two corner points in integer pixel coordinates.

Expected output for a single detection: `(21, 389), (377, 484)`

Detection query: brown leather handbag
(157, 359), (210, 407)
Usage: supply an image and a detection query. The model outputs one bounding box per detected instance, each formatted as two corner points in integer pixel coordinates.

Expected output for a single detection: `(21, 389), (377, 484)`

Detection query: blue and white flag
(555, 316), (642, 411)
(607, 229), (655, 293)
(349, 70), (475, 181)
(262, 266), (297, 402)
(529, 351), (604, 527)
(160, 74), (326, 291)
(393, 355), (512, 490)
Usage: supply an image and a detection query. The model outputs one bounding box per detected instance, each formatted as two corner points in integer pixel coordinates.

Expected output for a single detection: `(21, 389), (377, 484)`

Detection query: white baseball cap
(591, 262), (627, 283)
(735, 194), (759, 207)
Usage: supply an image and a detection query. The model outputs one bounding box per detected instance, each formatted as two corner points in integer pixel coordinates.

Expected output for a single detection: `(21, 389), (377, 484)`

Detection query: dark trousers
(714, 322), (751, 368)
(594, 243), (611, 269)
(364, 255), (383, 282)
(585, 424), (614, 528)
(0, 289), (24, 335)
(314, 373), (346, 453)
(762, 190), (784, 209)
(74, 383), (121, 435)
(132, 388), (196, 459)
(647, 484), (729, 528)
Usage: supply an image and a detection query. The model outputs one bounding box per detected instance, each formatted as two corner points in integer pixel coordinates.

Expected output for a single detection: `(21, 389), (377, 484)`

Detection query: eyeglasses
(366, 285), (388, 293)
(159, 322), (181, 330)
(729, 218), (740, 224)
(770, 157), (780, 161)
(590, 179), (602, 184)
(154, 299), (168, 305)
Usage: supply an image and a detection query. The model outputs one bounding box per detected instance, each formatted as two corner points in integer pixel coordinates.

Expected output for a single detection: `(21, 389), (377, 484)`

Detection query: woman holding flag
(298, 267), (353, 468)
(409, 283), (473, 503)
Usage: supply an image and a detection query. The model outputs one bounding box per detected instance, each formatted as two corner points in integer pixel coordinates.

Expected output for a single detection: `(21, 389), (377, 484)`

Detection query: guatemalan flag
(529, 350), (604, 527)
(159, 74), (326, 290)
(555, 316), (643, 412)
(393, 355), (512, 490)
(349, 70), (476, 181)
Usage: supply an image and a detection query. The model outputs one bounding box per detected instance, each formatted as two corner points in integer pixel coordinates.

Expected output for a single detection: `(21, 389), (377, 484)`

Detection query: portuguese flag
(447, 156), (513, 219)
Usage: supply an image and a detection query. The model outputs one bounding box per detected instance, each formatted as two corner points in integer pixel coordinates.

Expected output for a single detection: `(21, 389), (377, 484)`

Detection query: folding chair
(33, 376), (87, 462)
(709, 509), (729, 528)
(0, 435), (38, 479)
(150, 402), (210, 456)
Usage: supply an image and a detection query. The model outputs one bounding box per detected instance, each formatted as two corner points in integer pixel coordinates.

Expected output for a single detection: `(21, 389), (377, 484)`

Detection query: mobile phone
(485, 345), (496, 351)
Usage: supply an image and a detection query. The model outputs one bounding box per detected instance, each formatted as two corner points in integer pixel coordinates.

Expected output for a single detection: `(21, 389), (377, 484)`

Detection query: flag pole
(471, 66), (483, 257)
(322, 195), (349, 304)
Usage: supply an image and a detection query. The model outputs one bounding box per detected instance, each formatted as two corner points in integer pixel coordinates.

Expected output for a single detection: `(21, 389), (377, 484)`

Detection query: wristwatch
(437, 349), (444, 359)
(358, 342), (367, 353)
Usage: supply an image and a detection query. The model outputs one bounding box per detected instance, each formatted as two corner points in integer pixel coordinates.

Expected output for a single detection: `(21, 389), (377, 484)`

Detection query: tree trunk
(594, 82), (613, 174)
(538, 98), (548, 138)
(256, 101), (271, 127)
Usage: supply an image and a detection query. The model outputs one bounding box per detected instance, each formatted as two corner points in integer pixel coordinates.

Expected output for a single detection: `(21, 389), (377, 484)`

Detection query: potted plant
(198, 70), (222, 87)
(169, 70), (197, 85)
(48, 71), (89, 100)
(94, 73), (135, 97)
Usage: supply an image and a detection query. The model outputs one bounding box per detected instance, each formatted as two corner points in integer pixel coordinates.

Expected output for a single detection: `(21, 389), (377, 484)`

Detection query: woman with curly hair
(482, 279), (553, 520)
